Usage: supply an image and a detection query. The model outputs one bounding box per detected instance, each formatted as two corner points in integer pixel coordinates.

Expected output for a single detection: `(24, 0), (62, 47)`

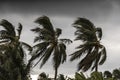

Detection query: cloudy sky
(1, 0), (120, 79)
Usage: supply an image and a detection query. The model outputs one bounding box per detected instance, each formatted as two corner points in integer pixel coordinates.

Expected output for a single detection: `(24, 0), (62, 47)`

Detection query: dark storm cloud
(0, 0), (112, 17)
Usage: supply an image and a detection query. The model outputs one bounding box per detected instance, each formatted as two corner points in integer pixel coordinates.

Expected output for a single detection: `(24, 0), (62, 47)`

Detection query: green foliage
(73, 71), (116, 80)
(31, 16), (72, 80)
(0, 19), (32, 80)
(75, 72), (87, 80)
(70, 18), (106, 72)
(90, 72), (103, 80)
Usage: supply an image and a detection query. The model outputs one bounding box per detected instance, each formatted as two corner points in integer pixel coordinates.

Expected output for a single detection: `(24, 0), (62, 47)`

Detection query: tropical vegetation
(0, 20), (32, 80)
(0, 16), (119, 80)
(31, 16), (72, 80)
(70, 18), (106, 72)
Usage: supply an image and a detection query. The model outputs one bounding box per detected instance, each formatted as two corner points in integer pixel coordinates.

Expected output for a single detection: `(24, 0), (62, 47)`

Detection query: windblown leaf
(34, 16), (54, 35)
(0, 19), (16, 37)
(40, 44), (54, 68)
(17, 23), (23, 38)
(96, 27), (102, 40)
(99, 47), (107, 65)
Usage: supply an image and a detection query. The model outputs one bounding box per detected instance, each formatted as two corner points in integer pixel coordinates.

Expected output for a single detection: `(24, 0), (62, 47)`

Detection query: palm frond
(28, 47), (46, 68)
(0, 30), (13, 41)
(0, 30), (8, 36)
(96, 27), (102, 40)
(32, 52), (46, 68)
(99, 47), (107, 65)
(17, 45), (25, 59)
(33, 36), (41, 43)
(59, 43), (67, 63)
(92, 50), (101, 71)
(0, 19), (16, 37)
(55, 28), (62, 38)
(34, 16), (54, 35)
(21, 42), (32, 51)
(32, 42), (49, 51)
(74, 26), (95, 42)
(40, 44), (54, 68)
(78, 48), (98, 71)
(17, 23), (23, 38)
(70, 47), (86, 61)
(70, 50), (83, 61)
(31, 27), (54, 41)
(31, 27), (41, 33)
(59, 39), (72, 44)
(80, 61), (93, 72)
(73, 18), (95, 31)
(53, 46), (61, 69)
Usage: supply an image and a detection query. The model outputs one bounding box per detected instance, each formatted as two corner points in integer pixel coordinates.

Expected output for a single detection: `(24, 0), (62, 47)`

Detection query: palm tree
(70, 18), (106, 72)
(0, 19), (32, 80)
(31, 16), (72, 80)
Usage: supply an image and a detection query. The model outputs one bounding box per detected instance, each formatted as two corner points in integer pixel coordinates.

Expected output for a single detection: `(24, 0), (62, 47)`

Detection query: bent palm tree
(0, 19), (32, 80)
(70, 18), (106, 72)
(31, 16), (72, 80)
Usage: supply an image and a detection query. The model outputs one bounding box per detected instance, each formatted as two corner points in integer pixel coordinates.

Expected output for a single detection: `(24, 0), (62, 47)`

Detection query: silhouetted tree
(0, 19), (32, 80)
(31, 16), (72, 80)
(70, 18), (106, 72)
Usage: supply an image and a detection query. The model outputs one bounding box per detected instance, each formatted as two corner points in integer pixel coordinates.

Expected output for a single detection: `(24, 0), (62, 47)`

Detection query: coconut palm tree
(31, 16), (72, 80)
(70, 18), (106, 72)
(0, 19), (32, 80)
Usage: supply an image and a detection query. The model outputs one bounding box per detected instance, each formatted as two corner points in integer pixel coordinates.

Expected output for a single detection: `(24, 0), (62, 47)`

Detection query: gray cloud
(0, 0), (112, 18)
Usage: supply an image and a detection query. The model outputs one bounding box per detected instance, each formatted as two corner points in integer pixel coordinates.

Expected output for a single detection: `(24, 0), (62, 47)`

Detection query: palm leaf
(75, 72), (87, 80)
(92, 51), (101, 71)
(32, 42), (49, 53)
(78, 49), (98, 71)
(40, 44), (54, 68)
(34, 16), (54, 35)
(59, 39), (72, 44)
(0, 30), (13, 41)
(27, 47), (46, 69)
(31, 27), (53, 36)
(55, 28), (62, 38)
(53, 46), (60, 69)
(0, 19), (16, 37)
(33, 36), (41, 43)
(31, 27), (54, 41)
(73, 18), (95, 31)
(96, 27), (102, 40)
(70, 47), (86, 61)
(21, 42), (32, 51)
(59, 43), (66, 63)
(99, 47), (107, 65)
(17, 23), (23, 38)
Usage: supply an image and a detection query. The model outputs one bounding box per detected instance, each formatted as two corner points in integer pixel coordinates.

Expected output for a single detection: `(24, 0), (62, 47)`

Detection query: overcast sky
(1, 0), (120, 79)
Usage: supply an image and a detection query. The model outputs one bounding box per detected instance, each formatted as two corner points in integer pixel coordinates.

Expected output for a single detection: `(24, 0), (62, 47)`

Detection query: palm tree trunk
(95, 65), (98, 72)
(95, 60), (98, 72)
(54, 67), (58, 80)
(95, 48), (99, 72)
